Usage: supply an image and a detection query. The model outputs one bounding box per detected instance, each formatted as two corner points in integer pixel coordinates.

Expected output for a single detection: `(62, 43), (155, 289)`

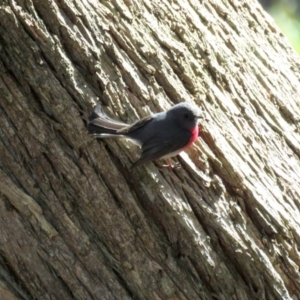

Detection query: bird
(87, 102), (202, 168)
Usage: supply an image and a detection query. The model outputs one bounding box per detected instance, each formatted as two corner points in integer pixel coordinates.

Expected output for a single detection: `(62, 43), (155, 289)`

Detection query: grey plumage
(87, 103), (202, 168)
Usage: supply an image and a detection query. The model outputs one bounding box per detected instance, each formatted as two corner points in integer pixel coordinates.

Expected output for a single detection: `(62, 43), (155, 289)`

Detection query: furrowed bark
(0, 0), (300, 299)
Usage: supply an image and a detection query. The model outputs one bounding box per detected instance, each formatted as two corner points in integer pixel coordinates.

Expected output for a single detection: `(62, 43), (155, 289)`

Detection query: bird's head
(167, 102), (202, 130)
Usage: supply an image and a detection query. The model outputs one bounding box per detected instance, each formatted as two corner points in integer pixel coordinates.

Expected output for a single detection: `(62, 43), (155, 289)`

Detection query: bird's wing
(117, 115), (153, 134)
(131, 134), (190, 168)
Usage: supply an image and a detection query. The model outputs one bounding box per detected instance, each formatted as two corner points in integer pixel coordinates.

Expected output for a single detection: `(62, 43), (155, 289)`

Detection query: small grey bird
(87, 102), (202, 168)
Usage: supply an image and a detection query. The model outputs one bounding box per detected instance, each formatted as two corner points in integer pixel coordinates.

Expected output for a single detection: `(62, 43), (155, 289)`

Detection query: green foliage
(268, 1), (300, 54)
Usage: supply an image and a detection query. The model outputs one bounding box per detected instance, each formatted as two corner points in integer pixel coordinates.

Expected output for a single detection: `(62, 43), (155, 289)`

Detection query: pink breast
(162, 126), (200, 159)
(183, 126), (199, 150)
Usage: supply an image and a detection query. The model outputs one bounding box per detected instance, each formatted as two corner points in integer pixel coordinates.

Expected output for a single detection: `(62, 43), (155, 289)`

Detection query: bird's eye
(183, 114), (189, 118)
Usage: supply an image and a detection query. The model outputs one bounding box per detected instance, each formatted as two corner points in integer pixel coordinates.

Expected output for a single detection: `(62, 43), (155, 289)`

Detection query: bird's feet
(162, 158), (181, 169)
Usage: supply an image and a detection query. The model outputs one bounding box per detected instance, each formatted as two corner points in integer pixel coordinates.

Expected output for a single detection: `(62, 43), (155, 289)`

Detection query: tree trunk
(1, 0), (300, 299)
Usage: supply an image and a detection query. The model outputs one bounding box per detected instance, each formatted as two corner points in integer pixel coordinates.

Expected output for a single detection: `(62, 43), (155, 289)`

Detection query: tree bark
(0, 0), (300, 299)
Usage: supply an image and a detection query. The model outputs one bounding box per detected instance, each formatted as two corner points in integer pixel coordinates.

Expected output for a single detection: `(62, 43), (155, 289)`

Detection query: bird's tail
(87, 104), (128, 138)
